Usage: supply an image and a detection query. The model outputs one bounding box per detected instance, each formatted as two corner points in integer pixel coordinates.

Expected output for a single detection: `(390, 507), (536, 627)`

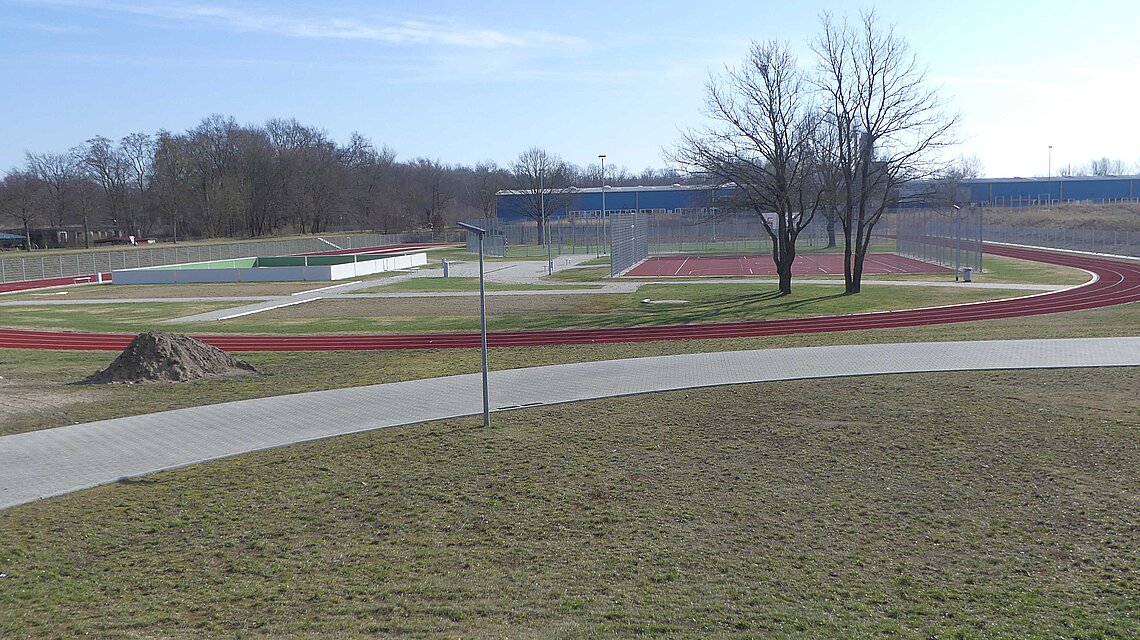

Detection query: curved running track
(1, 244), (1137, 351)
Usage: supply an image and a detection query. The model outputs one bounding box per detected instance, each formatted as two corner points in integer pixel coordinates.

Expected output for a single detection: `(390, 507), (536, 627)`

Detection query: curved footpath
(2, 244), (1139, 351)
(2, 337), (1139, 510)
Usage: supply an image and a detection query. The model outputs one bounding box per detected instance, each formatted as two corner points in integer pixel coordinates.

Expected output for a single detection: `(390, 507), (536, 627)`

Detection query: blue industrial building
(495, 175), (1140, 220)
(961, 175), (1140, 206)
(495, 184), (735, 222)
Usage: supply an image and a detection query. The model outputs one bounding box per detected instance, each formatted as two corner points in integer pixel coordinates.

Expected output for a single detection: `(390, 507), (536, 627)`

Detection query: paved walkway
(2, 337), (1138, 510)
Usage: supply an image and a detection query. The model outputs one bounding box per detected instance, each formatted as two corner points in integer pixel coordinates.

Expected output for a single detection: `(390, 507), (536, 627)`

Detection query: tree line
(0, 114), (685, 250)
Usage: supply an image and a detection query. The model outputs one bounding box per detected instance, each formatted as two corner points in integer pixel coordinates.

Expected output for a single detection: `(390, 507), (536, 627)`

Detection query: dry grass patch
(984, 202), (1140, 232)
(1, 369), (1136, 638)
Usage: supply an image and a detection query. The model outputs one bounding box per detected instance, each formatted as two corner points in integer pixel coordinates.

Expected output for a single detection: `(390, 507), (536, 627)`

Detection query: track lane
(0, 244), (1137, 351)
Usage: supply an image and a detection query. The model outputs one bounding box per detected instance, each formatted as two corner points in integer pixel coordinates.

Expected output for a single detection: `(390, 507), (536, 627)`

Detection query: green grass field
(1, 369), (1136, 638)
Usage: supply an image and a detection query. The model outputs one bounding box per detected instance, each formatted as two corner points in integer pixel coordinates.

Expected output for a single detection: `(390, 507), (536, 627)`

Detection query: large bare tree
(24, 151), (81, 230)
(511, 147), (575, 246)
(0, 171), (46, 249)
(814, 10), (958, 293)
(674, 40), (824, 294)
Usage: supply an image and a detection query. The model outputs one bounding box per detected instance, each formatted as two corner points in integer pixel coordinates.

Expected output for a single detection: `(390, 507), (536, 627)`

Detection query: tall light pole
(457, 221), (490, 427)
(598, 154), (606, 257)
(540, 168), (553, 275)
(1047, 145), (1053, 204)
(953, 204), (962, 277)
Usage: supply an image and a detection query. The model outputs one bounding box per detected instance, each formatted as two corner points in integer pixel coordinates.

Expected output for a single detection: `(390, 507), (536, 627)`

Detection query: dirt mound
(84, 332), (258, 384)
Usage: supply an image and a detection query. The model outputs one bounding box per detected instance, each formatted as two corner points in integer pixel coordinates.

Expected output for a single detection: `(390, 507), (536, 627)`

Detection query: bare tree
(1087, 157), (1128, 177)
(930, 154), (985, 207)
(814, 10), (958, 293)
(673, 40), (823, 294)
(0, 171), (46, 249)
(24, 151), (81, 232)
(511, 147), (575, 245)
(120, 132), (156, 235)
(466, 160), (510, 218)
(78, 136), (133, 236)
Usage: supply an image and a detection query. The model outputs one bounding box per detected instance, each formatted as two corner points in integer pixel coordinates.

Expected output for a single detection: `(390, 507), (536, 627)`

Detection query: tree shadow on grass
(629, 289), (852, 326)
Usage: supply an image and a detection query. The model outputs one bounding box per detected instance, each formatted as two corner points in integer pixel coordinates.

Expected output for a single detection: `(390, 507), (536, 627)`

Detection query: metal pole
(954, 205), (962, 275)
(541, 170), (552, 275)
(458, 221), (491, 427)
(478, 232), (490, 427)
(598, 154), (605, 257)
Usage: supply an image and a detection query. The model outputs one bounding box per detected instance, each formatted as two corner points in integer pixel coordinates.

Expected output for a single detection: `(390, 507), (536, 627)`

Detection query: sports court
(623, 253), (955, 277)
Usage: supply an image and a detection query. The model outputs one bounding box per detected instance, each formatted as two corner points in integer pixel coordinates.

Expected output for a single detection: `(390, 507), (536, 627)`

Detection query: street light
(598, 154), (606, 257)
(953, 204), (962, 277)
(1047, 145), (1053, 205)
(544, 167), (558, 274)
(456, 221), (490, 427)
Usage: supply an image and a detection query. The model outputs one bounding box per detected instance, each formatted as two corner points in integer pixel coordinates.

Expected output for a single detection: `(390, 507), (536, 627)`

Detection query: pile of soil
(84, 332), (258, 384)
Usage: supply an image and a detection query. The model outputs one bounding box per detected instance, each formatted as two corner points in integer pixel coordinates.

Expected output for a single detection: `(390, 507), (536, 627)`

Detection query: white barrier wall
(111, 252), (428, 285)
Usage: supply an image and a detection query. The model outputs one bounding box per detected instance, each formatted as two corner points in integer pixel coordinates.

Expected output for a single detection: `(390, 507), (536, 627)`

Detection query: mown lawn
(1, 369), (1136, 638)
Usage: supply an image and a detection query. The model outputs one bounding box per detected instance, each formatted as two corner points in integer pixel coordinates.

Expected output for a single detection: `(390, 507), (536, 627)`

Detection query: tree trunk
(849, 252), (865, 294)
(826, 218), (837, 248)
(778, 266), (793, 294)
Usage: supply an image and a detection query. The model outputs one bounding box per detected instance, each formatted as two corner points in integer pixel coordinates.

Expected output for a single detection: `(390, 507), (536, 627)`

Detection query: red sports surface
(624, 253), (954, 277)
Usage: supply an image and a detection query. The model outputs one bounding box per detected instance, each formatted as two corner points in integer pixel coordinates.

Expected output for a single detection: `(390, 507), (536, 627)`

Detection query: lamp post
(457, 221), (490, 427)
(1047, 145), (1053, 204)
(598, 154), (606, 257)
(540, 169), (553, 275)
(953, 204), (962, 277)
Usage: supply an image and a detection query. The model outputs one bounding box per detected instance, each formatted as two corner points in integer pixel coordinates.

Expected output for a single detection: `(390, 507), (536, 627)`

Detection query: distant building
(495, 184), (737, 222)
(495, 175), (1140, 220)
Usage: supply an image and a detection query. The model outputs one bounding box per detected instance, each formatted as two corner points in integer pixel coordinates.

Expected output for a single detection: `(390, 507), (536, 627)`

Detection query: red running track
(0, 244), (1137, 351)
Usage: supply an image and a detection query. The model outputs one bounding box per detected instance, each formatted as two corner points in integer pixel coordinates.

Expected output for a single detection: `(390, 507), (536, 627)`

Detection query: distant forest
(0, 114), (689, 245)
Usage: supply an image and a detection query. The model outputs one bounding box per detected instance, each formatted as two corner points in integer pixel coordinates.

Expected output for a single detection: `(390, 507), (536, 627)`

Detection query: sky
(2, 0), (1139, 179)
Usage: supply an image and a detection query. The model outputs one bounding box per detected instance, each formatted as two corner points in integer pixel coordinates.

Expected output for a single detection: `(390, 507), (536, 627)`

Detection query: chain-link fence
(0, 231), (452, 284)
(610, 211), (649, 276)
(461, 218), (507, 257)
(896, 208), (985, 273)
(981, 225), (1139, 257)
(469, 213), (898, 264)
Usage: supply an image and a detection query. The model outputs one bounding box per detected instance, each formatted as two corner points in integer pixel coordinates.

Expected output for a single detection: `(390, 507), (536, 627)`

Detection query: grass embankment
(1, 368), (1136, 638)
(984, 202), (1140, 232)
(1, 301), (1137, 437)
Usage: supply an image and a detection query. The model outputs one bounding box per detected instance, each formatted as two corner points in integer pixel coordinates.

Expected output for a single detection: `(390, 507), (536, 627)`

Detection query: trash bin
(962, 266), (972, 282)
(442, 260), (450, 277)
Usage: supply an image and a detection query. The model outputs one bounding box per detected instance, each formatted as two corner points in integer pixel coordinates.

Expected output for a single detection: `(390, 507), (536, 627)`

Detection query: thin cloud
(14, 0), (583, 48)
(0, 19), (89, 34)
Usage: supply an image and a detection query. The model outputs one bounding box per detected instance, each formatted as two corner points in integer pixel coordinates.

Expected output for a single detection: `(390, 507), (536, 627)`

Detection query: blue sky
(2, 0), (1138, 178)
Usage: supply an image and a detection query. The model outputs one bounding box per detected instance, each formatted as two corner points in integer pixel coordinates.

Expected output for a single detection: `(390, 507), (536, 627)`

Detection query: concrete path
(2, 337), (1138, 510)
